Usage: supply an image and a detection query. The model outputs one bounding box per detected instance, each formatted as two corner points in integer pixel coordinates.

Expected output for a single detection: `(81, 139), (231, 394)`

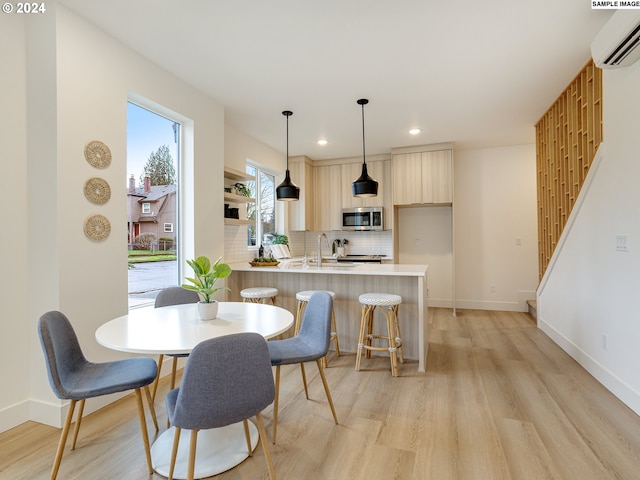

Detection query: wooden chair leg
(255, 412), (277, 480)
(332, 308), (340, 356)
(315, 359), (338, 424)
(323, 307), (339, 368)
(50, 399), (77, 480)
(70, 398), (85, 450)
(384, 309), (399, 377)
(365, 306), (375, 359)
(273, 365), (281, 444)
(188, 429), (199, 480)
(295, 301), (305, 335)
(144, 385), (159, 432)
(152, 354), (164, 402)
(168, 426), (181, 480)
(300, 363), (309, 399)
(243, 419), (253, 456)
(355, 305), (368, 371)
(393, 305), (404, 364)
(170, 357), (179, 390)
(134, 388), (153, 474)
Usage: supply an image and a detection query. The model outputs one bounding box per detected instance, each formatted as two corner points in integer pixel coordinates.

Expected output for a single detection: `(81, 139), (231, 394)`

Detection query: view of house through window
(127, 102), (181, 308)
(246, 163), (276, 247)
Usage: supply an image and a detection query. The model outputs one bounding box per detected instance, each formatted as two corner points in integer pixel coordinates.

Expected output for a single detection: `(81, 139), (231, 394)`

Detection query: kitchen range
(337, 254), (385, 263)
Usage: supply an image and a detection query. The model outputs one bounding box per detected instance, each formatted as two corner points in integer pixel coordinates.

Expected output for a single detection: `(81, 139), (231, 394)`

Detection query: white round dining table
(95, 301), (294, 480)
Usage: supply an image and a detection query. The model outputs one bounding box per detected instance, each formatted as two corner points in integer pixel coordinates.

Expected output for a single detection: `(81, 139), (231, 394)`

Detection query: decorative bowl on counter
(249, 258), (280, 267)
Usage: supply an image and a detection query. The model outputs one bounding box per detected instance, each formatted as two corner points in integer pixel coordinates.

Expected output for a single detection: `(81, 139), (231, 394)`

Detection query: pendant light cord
(361, 102), (366, 166)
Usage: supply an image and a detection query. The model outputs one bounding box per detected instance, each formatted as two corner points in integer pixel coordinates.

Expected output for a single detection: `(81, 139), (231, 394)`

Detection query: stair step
(526, 299), (537, 320)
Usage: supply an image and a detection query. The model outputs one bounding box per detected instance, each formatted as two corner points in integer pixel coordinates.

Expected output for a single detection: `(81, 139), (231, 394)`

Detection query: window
(246, 163), (276, 247)
(127, 101), (181, 309)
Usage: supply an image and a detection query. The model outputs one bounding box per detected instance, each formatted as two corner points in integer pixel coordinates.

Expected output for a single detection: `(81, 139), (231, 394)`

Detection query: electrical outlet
(515, 237), (522, 246)
(415, 238), (421, 246)
(602, 334), (608, 350)
(490, 284), (496, 293)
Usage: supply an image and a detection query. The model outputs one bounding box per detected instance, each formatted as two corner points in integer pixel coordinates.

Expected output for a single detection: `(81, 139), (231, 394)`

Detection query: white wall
(454, 145), (539, 311)
(397, 206), (453, 307)
(538, 61), (640, 414)
(0, 15), (31, 433)
(0, 4), (226, 432)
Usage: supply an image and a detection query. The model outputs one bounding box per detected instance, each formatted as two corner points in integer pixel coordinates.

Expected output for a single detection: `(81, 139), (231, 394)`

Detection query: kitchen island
(227, 262), (429, 372)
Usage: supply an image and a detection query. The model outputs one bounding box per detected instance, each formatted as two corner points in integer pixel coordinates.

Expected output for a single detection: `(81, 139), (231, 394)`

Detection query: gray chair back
(38, 311), (88, 400)
(297, 291), (332, 357)
(168, 332), (275, 430)
(155, 286), (199, 308)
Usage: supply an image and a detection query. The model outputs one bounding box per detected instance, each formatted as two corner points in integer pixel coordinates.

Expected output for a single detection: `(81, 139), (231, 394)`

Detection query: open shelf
(224, 192), (255, 203)
(224, 218), (253, 226)
(224, 167), (255, 182)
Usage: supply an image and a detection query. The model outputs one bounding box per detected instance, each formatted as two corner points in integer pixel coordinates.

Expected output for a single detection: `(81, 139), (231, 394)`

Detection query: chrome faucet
(317, 233), (329, 268)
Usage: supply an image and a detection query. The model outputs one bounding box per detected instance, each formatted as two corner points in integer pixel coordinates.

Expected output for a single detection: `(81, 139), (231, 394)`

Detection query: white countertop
(229, 261), (427, 277)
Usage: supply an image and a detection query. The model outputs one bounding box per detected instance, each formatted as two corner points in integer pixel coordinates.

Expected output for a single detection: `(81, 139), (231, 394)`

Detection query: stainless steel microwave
(342, 207), (384, 231)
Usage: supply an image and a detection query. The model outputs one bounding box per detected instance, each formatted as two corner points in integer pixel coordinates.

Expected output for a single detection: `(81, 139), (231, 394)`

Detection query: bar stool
(355, 293), (404, 377)
(240, 287), (278, 305)
(295, 290), (340, 367)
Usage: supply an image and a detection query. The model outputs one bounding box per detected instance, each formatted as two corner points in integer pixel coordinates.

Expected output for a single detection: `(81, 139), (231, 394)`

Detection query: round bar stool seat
(295, 290), (340, 367)
(355, 293), (404, 377)
(240, 287), (278, 305)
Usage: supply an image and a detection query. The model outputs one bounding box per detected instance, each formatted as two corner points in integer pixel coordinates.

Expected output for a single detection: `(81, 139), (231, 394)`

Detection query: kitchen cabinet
(340, 162), (363, 209)
(314, 164), (342, 231)
(224, 166), (255, 225)
(392, 149), (452, 205)
(287, 156), (315, 231)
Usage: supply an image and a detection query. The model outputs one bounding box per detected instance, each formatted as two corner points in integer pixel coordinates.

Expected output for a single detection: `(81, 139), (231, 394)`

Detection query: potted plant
(181, 256), (232, 320)
(234, 182), (252, 197)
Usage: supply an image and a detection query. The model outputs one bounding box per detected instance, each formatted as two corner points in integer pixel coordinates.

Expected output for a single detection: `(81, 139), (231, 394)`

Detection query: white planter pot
(197, 301), (218, 320)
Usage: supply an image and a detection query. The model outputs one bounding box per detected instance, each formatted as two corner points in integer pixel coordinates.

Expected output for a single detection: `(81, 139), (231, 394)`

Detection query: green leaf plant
(181, 256), (232, 303)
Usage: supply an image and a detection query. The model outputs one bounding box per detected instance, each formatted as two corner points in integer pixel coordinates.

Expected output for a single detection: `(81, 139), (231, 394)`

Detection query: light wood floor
(3, 308), (640, 479)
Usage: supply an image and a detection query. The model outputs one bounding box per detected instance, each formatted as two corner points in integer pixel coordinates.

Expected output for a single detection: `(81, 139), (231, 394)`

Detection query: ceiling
(58, 0), (613, 160)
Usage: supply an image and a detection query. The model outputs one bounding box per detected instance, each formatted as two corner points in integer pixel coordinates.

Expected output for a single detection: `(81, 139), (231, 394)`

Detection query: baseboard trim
(0, 400), (30, 433)
(539, 314), (640, 416)
(452, 299), (527, 312)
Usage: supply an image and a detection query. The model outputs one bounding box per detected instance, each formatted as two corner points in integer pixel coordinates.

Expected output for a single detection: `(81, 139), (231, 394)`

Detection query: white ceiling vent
(592, 10), (640, 69)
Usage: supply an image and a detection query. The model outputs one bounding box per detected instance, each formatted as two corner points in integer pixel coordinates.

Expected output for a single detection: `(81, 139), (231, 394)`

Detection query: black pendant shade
(276, 110), (300, 202)
(352, 98), (378, 197)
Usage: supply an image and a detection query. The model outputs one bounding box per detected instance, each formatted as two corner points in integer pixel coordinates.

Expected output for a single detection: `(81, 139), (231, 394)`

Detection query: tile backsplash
(224, 226), (393, 263)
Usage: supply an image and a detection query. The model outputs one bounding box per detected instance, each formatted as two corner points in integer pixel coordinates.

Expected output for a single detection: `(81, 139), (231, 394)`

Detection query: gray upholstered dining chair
(165, 333), (276, 480)
(37, 310), (159, 480)
(152, 286), (200, 401)
(268, 291), (339, 443)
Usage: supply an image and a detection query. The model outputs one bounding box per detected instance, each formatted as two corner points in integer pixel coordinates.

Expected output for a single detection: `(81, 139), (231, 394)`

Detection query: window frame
(246, 162), (277, 250)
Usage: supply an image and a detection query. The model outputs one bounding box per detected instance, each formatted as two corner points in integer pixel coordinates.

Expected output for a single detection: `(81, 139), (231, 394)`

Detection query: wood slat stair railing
(535, 59), (603, 281)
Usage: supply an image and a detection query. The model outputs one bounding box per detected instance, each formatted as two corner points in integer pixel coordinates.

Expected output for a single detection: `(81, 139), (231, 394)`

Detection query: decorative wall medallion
(84, 141), (112, 169)
(84, 214), (111, 242)
(84, 177), (111, 205)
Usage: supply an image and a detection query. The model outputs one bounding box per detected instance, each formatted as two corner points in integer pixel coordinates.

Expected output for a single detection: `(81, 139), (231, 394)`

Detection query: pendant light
(352, 98), (378, 197)
(276, 110), (300, 202)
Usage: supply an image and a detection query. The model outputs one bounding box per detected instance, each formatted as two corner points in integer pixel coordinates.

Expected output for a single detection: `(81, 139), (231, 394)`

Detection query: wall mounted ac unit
(592, 10), (640, 69)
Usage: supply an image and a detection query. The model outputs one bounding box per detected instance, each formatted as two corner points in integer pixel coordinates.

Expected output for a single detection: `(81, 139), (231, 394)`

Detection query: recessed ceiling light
(317, 139), (328, 146)
(409, 128), (421, 135)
